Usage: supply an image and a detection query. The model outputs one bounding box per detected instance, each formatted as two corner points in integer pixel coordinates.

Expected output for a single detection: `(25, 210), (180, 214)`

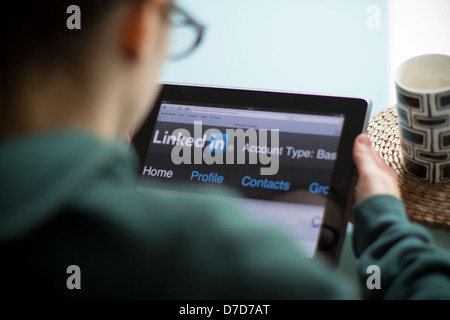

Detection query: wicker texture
(367, 106), (450, 230)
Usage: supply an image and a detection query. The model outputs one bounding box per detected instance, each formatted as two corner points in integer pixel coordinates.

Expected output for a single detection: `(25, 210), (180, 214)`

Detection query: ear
(121, 0), (167, 60)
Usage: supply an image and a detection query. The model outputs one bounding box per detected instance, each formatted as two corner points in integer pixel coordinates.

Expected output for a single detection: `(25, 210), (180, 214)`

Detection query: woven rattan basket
(367, 106), (450, 230)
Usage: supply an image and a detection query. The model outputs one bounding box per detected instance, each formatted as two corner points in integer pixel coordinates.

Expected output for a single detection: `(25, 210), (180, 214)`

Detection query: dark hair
(1, 2), (118, 63)
(0, 1), (124, 103)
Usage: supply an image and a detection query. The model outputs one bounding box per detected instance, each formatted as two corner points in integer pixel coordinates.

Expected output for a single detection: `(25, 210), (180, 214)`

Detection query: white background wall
(161, 1), (450, 117)
(388, 0), (450, 105)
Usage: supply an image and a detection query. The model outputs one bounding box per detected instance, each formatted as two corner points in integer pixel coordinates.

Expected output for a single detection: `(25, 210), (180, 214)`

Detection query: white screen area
(139, 188), (325, 258)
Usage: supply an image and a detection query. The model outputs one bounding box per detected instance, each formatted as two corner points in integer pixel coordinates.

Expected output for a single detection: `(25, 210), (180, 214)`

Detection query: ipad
(132, 84), (371, 266)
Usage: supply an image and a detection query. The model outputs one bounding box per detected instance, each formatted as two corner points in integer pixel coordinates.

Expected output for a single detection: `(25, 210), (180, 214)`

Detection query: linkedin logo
(205, 133), (229, 153)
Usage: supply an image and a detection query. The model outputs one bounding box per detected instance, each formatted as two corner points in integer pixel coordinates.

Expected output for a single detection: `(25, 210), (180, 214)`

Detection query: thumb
(352, 134), (401, 202)
(353, 134), (389, 174)
(353, 134), (383, 175)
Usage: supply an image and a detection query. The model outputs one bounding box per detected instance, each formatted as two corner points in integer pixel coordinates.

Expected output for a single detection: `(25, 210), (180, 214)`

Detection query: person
(1, 0), (449, 299)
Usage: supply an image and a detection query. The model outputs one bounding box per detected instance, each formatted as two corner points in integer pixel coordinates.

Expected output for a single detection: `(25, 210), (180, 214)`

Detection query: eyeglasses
(167, 3), (206, 61)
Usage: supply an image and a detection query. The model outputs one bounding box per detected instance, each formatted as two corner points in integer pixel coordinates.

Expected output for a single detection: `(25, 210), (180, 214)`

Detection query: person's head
(0, 0), (173, 140)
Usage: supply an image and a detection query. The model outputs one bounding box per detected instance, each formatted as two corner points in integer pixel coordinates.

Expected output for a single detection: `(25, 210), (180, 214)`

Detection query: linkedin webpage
(137, 103), (345, 258)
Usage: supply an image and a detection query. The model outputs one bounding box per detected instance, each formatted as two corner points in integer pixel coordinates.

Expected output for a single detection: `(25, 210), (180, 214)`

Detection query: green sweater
(0, 131), (449, 299)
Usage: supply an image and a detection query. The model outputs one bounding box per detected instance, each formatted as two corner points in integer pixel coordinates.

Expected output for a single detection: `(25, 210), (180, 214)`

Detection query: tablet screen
(137, 101), (345, 258)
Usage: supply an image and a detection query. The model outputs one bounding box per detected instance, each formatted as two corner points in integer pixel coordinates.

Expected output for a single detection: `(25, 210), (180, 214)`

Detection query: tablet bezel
(132, 83), (371, 266)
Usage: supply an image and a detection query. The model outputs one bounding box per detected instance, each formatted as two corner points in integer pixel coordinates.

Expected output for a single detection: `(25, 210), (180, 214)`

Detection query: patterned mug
(395, 54), (450, 183)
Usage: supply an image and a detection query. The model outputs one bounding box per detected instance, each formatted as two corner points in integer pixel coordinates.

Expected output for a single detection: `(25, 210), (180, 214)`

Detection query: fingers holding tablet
(352, 134), (401, 203)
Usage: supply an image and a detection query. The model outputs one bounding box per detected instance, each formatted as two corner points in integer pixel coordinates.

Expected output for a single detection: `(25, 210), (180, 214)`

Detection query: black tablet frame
(132, 83), (371, 267)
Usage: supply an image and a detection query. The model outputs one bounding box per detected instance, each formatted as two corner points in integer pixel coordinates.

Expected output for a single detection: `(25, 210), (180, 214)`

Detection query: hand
(352, 134), (401, 203)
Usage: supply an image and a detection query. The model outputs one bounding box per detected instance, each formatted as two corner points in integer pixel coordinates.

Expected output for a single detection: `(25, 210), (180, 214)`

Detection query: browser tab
(158, 103), (343, 137)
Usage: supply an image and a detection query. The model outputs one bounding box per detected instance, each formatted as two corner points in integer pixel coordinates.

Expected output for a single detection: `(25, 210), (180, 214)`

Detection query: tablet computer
(132, 84), (371, 266)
